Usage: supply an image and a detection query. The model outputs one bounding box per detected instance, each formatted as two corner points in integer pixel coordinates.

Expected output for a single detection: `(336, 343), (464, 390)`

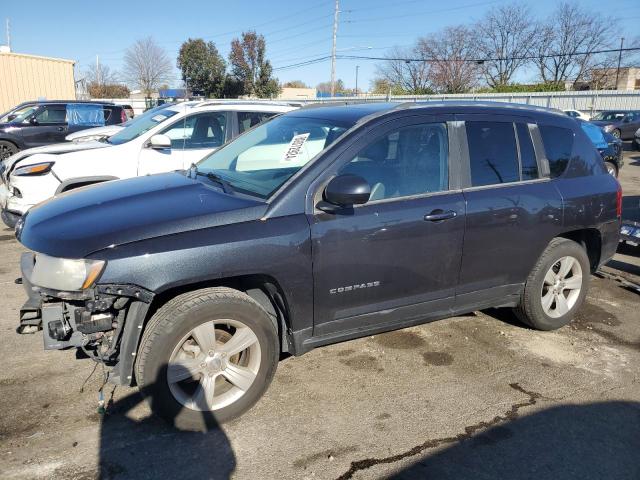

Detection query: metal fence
(279, 90), (640, 115)
(102, 90), (640, 116)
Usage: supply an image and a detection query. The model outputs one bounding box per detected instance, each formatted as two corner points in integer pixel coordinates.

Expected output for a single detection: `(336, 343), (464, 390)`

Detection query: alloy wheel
(167, 319), (261, 411)
(540, 256), (583, 318)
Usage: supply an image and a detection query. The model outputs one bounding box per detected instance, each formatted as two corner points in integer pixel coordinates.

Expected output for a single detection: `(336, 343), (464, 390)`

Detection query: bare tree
(123, 37), (173, 96)
(374, 45), (432, 94)
(534, 2), (614, 86)
(419, 26), (480, 93)
(473, 3), (537, 88)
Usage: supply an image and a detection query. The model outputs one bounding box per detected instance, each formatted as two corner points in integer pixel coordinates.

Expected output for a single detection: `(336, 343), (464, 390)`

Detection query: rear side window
(238, 111), (278, 133)
(539, 125), (573, 178)
(516, 123), (538, 180)
(466, 121), (519, 187)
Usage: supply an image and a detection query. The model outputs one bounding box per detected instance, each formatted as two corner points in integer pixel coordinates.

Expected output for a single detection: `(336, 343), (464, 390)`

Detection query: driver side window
(338, 123), (449, 201)
(161, 112), (226, 150)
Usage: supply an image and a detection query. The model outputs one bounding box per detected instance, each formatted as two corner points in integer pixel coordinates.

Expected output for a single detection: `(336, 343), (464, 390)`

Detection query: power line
(336, 46), (640, 64)
(273, 46), (640, 71)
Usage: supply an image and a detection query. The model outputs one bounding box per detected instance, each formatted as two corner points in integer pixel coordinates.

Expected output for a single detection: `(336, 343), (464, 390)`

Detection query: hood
(66, 125), (123, 142)
(1, 141), (108, 180)
(17, 171), (267, 258)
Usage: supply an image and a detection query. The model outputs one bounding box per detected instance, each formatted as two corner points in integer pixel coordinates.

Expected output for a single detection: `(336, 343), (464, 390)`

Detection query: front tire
(135, 287), (279, 431)
(515, 238), (590, 331)
(0, 140), (18, 161)
(605, 161), (618, 178)
(611, 129), (621, 139)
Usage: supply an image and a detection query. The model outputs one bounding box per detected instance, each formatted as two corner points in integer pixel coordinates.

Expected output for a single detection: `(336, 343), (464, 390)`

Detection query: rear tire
(135, 287), (279, 431)
(611, 129), (621, 139)
(515, 238), (590, 331)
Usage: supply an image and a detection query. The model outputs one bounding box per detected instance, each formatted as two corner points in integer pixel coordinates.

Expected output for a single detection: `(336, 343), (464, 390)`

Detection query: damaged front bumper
(17, 252), (154, 385)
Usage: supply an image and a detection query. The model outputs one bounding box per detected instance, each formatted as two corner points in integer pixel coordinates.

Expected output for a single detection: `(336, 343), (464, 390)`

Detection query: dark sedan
(590, 110), (640, 140)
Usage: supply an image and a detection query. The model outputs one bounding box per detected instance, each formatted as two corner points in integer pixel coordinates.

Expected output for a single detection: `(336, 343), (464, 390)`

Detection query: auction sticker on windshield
(282, 133), (310, 163)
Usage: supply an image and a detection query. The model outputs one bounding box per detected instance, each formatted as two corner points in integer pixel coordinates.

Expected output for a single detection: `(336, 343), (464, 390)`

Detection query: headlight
(30, 254), (106, 291)
(602, 125), (614, 132)
(13, 161), (55, 176)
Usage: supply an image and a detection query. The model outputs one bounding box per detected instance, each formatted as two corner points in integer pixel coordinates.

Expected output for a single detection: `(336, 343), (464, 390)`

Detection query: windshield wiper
(191, 164), (234, 194)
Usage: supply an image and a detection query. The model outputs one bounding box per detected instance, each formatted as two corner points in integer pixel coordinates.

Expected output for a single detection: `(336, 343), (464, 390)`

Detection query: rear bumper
(598, 219), (622, 268)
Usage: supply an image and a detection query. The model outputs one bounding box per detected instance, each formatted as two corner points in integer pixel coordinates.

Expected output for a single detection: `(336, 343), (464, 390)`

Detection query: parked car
(0, 101), (296, 227)
(15, 102), (621, 430)
(0, 101), (127, 160)
(590, 110), (640, 140)
(633, 127), (640, 150)
(564, 109), (590, 121)
(579, 120), (623, 177)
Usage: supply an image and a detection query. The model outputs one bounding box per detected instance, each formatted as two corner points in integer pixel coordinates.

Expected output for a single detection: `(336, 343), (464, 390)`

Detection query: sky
(1, 0), (639, 92)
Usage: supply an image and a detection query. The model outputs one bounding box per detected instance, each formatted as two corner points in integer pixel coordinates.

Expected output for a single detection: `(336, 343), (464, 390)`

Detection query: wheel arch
(144, 274), (294, 355)
(55, 175), (119, 194)
(556, 228), (602, 273)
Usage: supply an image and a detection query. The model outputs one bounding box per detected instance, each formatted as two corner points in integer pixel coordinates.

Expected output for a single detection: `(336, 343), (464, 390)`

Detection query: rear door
(309, 115), (466, 336)
(455, 115), (563, 309)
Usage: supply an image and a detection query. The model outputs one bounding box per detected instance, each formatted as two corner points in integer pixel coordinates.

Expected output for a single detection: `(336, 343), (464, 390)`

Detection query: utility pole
(96, 54), (101, 86)
(5, 18), (10, 49)
(330, 0), (339, 97)
(355, 65), (359, 97)
(614, 37), (624, 90)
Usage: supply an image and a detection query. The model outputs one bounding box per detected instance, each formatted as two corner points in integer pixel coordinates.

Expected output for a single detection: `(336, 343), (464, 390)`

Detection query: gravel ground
(0, 150), (639, 480)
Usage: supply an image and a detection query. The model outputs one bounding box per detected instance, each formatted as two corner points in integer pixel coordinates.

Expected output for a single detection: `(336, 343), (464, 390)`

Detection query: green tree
(229, 31), (280, 98)
(177, 38), (226, 97)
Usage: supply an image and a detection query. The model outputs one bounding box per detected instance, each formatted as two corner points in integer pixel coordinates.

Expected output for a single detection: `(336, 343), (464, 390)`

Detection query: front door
(137, 111), (228, 175)
(310, 116), (465, 337)
(20, 104), (68, 147)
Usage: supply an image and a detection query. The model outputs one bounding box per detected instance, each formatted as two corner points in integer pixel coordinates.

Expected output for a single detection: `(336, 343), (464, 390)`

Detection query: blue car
(579, 120), (623, 177)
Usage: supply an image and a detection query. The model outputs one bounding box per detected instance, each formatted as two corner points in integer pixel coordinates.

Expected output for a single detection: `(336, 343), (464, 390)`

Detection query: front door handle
(57, 126), (66, 131)
(424, 209), (457, 222)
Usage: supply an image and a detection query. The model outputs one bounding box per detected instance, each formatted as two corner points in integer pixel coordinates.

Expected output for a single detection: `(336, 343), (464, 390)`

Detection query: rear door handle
(424, 209), (457, 222)
(56, 126), (66, 131)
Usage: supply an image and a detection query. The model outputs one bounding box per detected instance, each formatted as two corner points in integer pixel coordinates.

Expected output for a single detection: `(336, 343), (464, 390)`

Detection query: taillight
(616, 181), (622, 218)
(120, 109), (127, 124)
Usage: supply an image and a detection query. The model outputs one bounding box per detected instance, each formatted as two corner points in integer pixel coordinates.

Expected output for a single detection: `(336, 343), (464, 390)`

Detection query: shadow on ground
(338, 402), (640, 480)
(96, 366), (236, 480)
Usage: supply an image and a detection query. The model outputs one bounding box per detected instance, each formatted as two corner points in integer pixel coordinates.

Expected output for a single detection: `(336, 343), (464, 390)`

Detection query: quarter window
(339, 123), (449, 201)
(539, 125), (573, 178)
(466, 121), (519, 187)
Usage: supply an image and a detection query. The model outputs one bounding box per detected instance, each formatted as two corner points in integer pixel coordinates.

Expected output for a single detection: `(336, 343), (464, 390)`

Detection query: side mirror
(29, 117), (39, 125)
(319, 174), (371, 212)
(7, 114), (16, 122)
(148, 134), (172, 149)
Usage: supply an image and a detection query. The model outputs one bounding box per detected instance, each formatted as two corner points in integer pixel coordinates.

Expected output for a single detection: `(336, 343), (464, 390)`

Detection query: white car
(563, 109), (590, 121)
(0, 101), (296, 227)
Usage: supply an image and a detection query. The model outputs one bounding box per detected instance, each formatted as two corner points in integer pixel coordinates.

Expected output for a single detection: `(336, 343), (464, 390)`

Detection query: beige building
(589, 67), (640, 91)
(0, 48), (76, 112)
(277, 87), (317, 100)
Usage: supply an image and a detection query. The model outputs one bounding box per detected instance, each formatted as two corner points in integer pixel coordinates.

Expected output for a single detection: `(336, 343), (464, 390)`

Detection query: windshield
(1, 105), (38, 123)
(107, 107), (179, 145)
(592, 111), (625, 121)
(196, 115), (352, 199)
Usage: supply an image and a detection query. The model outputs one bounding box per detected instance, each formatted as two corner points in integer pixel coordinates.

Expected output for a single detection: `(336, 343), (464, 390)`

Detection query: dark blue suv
(15, 102), (621, 430)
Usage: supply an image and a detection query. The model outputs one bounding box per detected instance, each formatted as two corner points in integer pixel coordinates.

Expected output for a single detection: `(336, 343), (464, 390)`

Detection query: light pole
(355, 65), (359, 97)
(615, 37), (624, 90)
